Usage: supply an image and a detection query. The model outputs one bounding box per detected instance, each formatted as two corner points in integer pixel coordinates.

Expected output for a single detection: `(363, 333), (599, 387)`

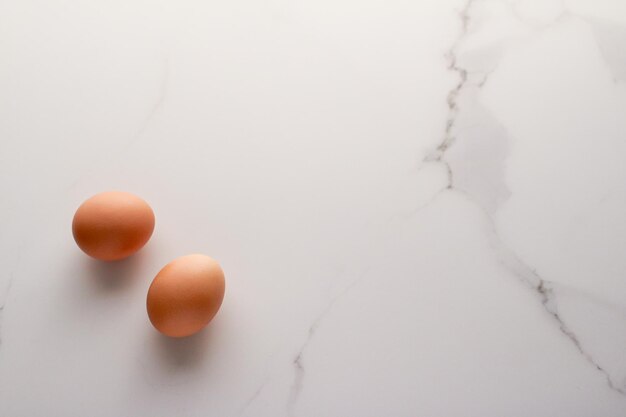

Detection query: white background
(2, 0), (626, 416)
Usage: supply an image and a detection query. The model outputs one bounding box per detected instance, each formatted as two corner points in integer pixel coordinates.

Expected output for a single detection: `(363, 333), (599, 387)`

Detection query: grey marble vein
(68, 54), (170, 190)
(134, 55), (170, 141)
(421, 0), (626, 397)
(480, 199), (626, 395)
(536, 281), (626, 394)
(424, 0), (474, 183)
(236, 376), (270, 417)
(286, 276), (366, 416)
(0, 253), (19, 347)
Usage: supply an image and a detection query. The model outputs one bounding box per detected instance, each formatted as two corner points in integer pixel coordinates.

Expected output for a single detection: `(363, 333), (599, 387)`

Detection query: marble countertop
(2, 0), (626, 415)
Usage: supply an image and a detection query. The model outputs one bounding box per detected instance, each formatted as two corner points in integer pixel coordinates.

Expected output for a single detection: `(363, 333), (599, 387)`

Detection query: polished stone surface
(1, 0), (626, 415)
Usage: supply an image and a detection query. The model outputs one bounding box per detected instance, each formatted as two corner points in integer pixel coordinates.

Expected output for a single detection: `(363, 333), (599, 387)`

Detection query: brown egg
(147, 254), (225, 338)
(72, 191), (155, 261)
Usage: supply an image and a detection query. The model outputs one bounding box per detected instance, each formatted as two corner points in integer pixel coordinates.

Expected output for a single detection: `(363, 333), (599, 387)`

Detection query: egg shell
(72, 191), (155, 261)
(147, 254), (226, 338)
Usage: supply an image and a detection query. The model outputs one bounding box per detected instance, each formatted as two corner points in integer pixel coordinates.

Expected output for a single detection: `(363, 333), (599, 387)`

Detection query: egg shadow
(85, 252), (148, 293)
(151, 326), (215, 370)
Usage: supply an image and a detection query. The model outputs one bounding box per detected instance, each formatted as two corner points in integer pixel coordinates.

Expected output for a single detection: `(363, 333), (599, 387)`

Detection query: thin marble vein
(134, 55), (170, 141)
(474, 191), (626, 394)
(236, 376), (269, 417)
(286, 276), (366, 416)
(421, 0), (626, 397)
(536, 281), (625, 393)
(0, 254), (19, 346)
(423, 0), (475, 190)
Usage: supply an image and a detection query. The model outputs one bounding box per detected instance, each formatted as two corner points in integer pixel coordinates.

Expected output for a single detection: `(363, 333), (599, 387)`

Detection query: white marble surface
(1, 0), (626, 415)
